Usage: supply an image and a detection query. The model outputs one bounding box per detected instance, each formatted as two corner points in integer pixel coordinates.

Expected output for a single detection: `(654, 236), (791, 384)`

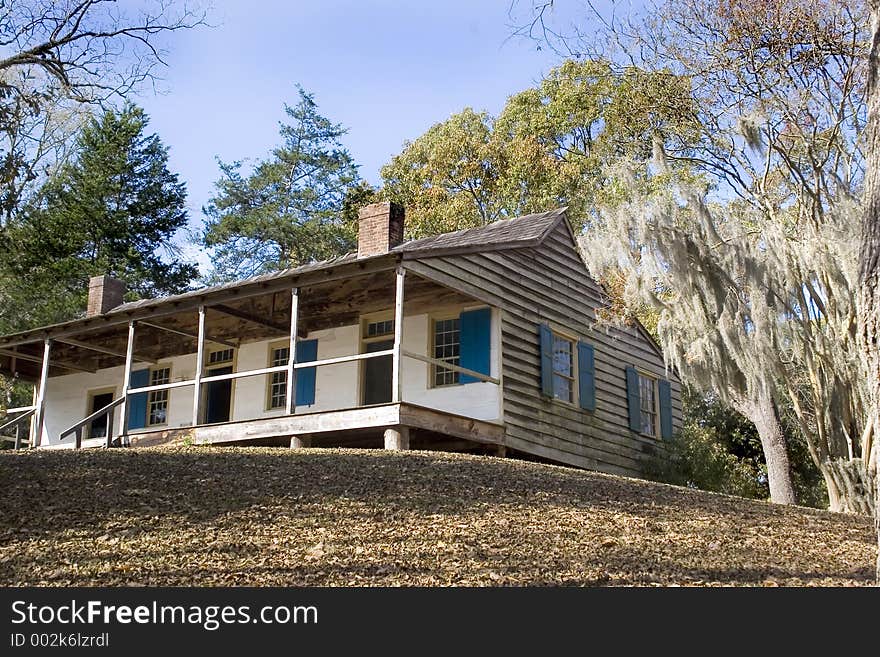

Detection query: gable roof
(394, 207), (567, 258)
(111, 207), (566, 315)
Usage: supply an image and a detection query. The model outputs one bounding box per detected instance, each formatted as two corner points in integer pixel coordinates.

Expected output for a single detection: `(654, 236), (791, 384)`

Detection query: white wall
(40, 305), (501, 446)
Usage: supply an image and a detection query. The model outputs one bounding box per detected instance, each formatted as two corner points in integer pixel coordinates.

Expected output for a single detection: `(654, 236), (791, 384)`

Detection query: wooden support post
(14, 422), (22, 451)
(285, 288), (299, 415)
(289, 434), (312, 449)
(384, 426), (410, 451)
(29, 386), (36, 448)
(392, 267), (405, 403)
(116, 321), (136, 448)
(192, 305), (206, 427)
(32, 338), (51, 448)
(74, 427), (82, 450)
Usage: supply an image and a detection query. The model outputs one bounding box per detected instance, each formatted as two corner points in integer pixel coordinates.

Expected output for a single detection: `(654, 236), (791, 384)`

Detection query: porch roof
(0, 207), (566, 379)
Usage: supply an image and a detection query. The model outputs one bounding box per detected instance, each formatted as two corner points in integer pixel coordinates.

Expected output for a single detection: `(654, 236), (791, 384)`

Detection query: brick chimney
(87, 275), (126, 317)
(357, 202), (404, 258)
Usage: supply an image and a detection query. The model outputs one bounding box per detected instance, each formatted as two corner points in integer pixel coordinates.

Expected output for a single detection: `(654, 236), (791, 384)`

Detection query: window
(365, 319), (394, 338)
(639, 373), (658, 437)
(207, 348), (234, 365)
(432, 317), (461, 386)
(268, 345), (290, 410)
(551, 334), (575, 403)
(148, 366), (170, 426)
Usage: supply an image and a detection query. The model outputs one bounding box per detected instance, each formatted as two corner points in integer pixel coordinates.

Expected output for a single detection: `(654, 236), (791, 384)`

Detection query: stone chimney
(86, 275), (126, 317)
(357, 202), (404, 258)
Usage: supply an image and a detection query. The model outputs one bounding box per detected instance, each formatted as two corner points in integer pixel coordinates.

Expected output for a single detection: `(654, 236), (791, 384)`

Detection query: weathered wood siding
(406, 220), (682, 477)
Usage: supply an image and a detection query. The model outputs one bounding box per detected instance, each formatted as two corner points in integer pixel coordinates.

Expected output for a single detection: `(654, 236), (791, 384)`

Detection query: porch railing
(0, 406), (36, 450)
(38, 266), (502, 448)
(59, 397), (122, 449)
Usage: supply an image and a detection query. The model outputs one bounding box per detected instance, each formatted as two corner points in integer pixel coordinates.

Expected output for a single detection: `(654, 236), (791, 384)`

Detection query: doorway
(362, 340), (393, 405)
(87, 391), (115, 439)
(204, 365), (233, 424)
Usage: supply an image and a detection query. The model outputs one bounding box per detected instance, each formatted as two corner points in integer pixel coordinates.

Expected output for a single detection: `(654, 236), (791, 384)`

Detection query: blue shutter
(459, 308), (491, 383)
(127, 368), (150, 430)
(577, 342), (596, 412)
(539, 323), (553, 398)
(658, 379), (673, 439)
(295, 339), (318, 406)
(625, 366), (641, 432)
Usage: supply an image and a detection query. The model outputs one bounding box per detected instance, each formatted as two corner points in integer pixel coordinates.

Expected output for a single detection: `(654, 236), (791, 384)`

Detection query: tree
(381, 107), (560, 236)
(654, 387), (826, 507)
(381, 59), (695, 237)
(0, 0), (205, 225)
(512, 0), (870, 510)
(202, 86), (361, 282)
(0, 104), (196, 331)
(861, 0), (880, 579)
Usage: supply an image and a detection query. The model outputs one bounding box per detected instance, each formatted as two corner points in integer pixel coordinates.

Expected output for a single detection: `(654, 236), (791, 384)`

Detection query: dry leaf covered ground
(0, 446), (875, 586)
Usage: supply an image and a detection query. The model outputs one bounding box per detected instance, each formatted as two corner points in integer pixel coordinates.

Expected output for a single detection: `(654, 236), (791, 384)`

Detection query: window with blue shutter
(295, 339), (318, 406)
(658, 379), (673, 439)
(127, 368), (150, 430)
(625, 366), (641, 432)
(459, 308), (491, 383)
(577, 342), (596, 411)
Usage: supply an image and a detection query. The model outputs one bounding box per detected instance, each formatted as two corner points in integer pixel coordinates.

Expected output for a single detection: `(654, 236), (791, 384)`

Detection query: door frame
(201, 347), (237, 424)
(85, 386), (117, 439)
(358, 311), (395, 406)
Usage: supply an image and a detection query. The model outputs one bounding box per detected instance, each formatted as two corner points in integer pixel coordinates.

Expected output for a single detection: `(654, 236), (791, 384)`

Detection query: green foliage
(381, 59), (697, 237)
(647, 419), (769, 500)
(0, 104), (195, 332)
(202, 86), (361, 282)
(647, 386), (827, 507)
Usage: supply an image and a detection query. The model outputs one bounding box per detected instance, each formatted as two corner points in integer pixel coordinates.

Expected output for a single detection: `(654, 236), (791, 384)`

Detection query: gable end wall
(405, 222), (682, 477)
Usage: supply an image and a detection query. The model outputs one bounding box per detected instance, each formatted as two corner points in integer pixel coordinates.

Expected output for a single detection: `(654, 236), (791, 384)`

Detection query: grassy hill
(0, 446), (875, 586)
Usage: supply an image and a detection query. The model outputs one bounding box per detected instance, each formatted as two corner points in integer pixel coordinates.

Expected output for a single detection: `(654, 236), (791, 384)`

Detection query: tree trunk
(862, 0), (880, 582)
(732, 387), (798, 505)
(819, 458), (876, 516)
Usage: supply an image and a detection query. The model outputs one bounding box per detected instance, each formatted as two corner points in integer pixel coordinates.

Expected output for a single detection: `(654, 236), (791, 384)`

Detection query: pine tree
(0, 104), (196, 330)
(202, 86), (360, 281)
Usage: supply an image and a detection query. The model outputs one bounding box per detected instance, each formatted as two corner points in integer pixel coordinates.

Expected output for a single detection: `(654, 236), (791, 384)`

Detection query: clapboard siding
(406, 219), (681, 477)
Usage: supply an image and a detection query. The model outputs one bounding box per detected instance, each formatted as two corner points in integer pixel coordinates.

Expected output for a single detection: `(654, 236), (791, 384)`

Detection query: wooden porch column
(192, 305), (206, 427)
(392, 267), (405, 403)
(285, 288), (299, 415)
(32, 338), (51, 448)
(116, 320), (136, 447)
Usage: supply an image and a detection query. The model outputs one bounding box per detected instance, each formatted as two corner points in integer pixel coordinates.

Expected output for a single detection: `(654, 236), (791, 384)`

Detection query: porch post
(32, 338), (51, 448)
(116, 320), (136, 448)
(392, 267), (405, 403)
(192, 305), (206, 427)
(285, 288), (299, 415)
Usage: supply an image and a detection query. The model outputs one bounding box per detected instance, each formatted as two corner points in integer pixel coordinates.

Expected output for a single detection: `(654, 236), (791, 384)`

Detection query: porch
(0, 258), (504, 453)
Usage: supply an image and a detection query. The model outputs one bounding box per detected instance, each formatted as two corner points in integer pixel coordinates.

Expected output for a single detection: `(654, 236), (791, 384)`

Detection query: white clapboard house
(0, 204), (681, 477)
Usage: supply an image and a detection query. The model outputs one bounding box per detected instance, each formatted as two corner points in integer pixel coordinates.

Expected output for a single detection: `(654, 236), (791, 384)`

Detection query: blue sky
(138, 1), (577, 268)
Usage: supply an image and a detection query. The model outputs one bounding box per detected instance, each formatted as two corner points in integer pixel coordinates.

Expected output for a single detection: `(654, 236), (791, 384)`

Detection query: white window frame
(147, 364), (172, 427)
(430, 312), (462, 388)
(549, 327), (578, 406)
(266, 340), (290, 411)
(637, 370), (659, 438)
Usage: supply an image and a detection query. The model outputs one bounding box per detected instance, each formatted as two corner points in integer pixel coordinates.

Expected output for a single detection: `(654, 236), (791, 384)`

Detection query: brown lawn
(0, 446), (874, 586)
